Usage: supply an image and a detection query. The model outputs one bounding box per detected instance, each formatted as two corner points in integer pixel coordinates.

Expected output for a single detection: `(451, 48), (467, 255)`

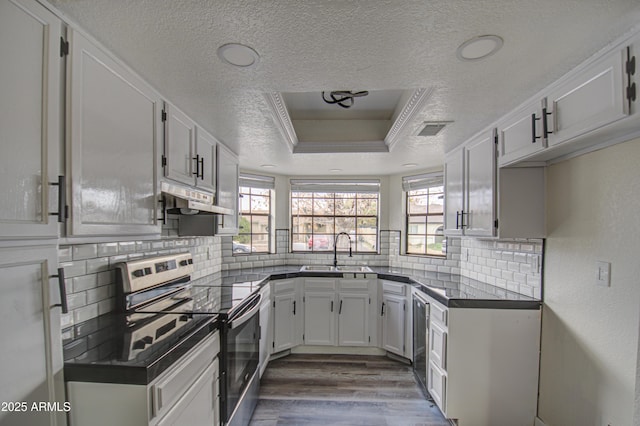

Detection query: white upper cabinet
(0, 0), (63, 240)
(195, 127), (217, 193)
(497, 98), (547, 167)
(547, 47), (628, 147)
(445, 130), (545, 238)
(443, 147), (465, 237)
(66, 28), (162, 236)
(464, 131), (496, 237)
(216, 143), (239, 235)
(444, 131), (496, 237)
(163, 103), (217, 193)
(164, 103), (196, 186)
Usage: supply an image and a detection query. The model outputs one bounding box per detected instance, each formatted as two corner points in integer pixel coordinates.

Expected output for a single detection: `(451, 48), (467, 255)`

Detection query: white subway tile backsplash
(61, 261), (87, 278)
(86, 257), (109, 274)
(72, 244), (98, 261)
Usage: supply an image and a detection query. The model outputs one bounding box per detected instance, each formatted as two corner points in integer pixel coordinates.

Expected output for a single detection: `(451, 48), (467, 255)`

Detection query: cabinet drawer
(273, 279), (297, 294)
(305, 278), (336, 291)
(428, 360), (447, 414)
(429, 323), (447, 371)
(152, 331), (219, 417)
(430, 302), (448, 327)
(339, 279), (369, 291)
(381, 281), (405, 295)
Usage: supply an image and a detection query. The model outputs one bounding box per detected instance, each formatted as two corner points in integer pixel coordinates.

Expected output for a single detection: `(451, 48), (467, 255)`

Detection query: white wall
(538, 137), (640, 426)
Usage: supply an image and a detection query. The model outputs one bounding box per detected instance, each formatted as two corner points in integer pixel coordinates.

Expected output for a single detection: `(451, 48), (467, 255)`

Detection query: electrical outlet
(596, 261), (611, 287)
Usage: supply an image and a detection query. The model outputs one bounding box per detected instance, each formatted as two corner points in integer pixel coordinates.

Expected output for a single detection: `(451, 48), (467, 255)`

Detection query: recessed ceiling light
(329, 168), (343, 172)
(402, 163), (418, 168)
(260, 164), (276, 169)
(456, 35), (503, 62)
(217, 43), (260, 68)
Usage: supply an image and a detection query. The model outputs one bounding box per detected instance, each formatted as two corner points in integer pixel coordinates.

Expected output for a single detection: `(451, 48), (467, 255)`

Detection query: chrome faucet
(333, 232), (353, 267)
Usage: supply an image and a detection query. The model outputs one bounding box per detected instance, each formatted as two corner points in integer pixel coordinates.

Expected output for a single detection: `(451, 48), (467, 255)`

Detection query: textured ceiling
(47, 0), (640, 176)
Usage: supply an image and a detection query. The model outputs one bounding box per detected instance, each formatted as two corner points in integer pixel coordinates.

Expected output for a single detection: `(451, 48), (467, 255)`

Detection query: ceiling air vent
(416, 122), (450, 137)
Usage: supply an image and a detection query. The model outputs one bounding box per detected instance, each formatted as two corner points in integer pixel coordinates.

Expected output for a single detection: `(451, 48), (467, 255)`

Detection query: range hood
(161, 181), (233, 215)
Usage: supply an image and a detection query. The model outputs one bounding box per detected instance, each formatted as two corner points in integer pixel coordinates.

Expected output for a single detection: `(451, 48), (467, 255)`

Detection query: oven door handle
(229, 294), (262, 330)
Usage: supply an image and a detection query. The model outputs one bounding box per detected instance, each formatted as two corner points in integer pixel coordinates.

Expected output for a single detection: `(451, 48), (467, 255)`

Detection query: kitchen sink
(335, 266), (374, 273)
(299, 265), (373, 273)
(299, 265), (336, 272)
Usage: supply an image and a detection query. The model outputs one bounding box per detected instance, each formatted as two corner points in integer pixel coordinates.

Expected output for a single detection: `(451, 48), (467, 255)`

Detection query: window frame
(404, 173), (446, 258)
(290, 189), (380, 254)
(233, 185), (272, 256)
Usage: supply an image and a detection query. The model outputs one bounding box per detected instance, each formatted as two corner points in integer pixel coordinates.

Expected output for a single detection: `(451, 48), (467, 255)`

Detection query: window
(233, 174), (274, 255)
(290, 179), (380, 253)
(404, 173), (445, 257)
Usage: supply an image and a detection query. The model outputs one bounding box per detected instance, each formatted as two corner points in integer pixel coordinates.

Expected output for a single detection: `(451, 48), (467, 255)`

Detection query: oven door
(224, 292), (261, 424)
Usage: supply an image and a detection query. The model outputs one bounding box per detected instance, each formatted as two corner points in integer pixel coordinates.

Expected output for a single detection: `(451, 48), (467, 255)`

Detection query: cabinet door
(304, 292), (336, 346)
(0, 0), (62, 239)
(443, 148), (464, 236)
(497, 99), (545, 166)
(273, 292), (296, 352)
(164, 103), (196, 186)
(428, 360), (447, 415)
(338, 292), (369, 346)
(547, 48), (627, 147)
(429, 322), (447, 370)
(216, 143), (239, 235)
(156, 362), (216, 426)
(0, 245), (66, 426)
(464, 131), (496, 237)
(381, 294), (405, 356)
(67, 29), (162, 236)
(195, 127), (217, 193)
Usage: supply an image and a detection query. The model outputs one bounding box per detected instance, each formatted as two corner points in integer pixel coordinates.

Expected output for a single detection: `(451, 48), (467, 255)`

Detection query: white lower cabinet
(67, 330), (220, 426)
(304, 291), (337, 345)
(425, 296), (541, 426)
(380, 280), (410, 358)
(0, 244), (66, 426)
(302, 278), (376, 347)
(272, 279), (301, 352)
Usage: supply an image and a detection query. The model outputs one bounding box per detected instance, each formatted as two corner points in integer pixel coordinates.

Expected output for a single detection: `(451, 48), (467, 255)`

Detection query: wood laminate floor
(249, 354), (450, 426)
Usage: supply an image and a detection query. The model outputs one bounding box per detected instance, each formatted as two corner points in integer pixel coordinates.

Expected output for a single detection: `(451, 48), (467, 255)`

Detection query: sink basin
(299, 265), (336, 272)
(335, 266), (374, 273)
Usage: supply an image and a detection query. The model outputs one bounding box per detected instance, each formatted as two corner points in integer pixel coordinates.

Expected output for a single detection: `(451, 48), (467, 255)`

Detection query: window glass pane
(426, 235), (445, 256)
(357, 198), (378, 215)
(251, 215), (269, 233)
(407, 235), (426, 255)
(251, 195), (269, 214)
(252, 188), (270, 196)
(407, 194), (427, 214)
(335, 192), (356, 199)
(313, 198), (334, 215)
(335, 198), (355, 216)
(292, 216), (312, 234)
(408, 216), (426, 234)
(309, 234), (332, 251)
(312, 217), (334, 234)
(252, 234), (269, 253)
(357, 217), (377, 234)
(357, 235), (377, 252)
(335, 217), (355, 234)
(428, 194), (444, 214)
(238, 216), (251, 234)
(240, 195), (251, 214)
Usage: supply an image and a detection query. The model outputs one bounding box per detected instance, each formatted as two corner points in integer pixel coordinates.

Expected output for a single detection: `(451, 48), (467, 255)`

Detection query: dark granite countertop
(63, 313), (219, 385)
(220, 265), (541, 310)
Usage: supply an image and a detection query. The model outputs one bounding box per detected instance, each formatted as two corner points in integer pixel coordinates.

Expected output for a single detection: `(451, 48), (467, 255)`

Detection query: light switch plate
(596, 261), (611, 287)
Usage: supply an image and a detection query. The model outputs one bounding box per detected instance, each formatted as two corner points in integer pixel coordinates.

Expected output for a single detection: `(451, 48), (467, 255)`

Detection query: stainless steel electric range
(63, 253), (262, 426)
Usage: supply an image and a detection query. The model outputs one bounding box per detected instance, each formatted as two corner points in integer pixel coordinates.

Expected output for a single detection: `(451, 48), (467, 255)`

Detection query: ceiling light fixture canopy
(456, 35), (503, 61)
(217, 43), (260, 68)
(322, 90), (369, 109)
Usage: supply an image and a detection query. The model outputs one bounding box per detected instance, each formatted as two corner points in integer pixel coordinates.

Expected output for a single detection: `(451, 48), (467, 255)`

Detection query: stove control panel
(118, 253), (194, 293)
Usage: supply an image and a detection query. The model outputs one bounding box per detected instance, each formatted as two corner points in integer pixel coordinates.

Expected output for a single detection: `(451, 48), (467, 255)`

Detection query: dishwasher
(412, 289), (430, 396)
